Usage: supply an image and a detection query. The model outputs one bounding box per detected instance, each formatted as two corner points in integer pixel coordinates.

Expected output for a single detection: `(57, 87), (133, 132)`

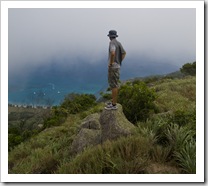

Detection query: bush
(8, 134), (23, 150)
(8, 124), (42, 151)
(61, 93), (97, 114)
(143, 76), (161, 84)
(43, 94), (96, 128)
(118, 81), (157, 123)
(180, 61), (196, 76)
(167, 109), (196, 127)
(43, 107), (68, 128)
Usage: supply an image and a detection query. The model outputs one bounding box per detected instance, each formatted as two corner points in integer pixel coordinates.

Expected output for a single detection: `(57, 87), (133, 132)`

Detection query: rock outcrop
(70, 104), (135, 154)
(100, 104), (135, 142)
(70, 113), (101, 154)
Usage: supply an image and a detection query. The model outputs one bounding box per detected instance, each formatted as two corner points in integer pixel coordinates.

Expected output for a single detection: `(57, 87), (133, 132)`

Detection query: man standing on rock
(105, 30), (126, 110)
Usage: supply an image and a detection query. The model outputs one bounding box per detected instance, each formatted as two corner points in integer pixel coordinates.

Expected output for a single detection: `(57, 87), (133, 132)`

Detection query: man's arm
(109, 42), (116, 67)
(121, 52), (126, 61)
(109, 51), (115, 66)
(119, 42), (126, 62)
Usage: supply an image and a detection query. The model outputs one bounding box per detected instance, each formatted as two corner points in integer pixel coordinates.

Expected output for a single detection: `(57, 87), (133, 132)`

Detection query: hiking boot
(104, 103), (118, 110)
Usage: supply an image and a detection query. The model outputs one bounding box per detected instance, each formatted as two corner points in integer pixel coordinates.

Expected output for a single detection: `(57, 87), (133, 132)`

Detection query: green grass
(8, 114), (81, 173)
(8, 103), (105, 174)
(56, 136), (151, 174)
(153, 76), (195, 112)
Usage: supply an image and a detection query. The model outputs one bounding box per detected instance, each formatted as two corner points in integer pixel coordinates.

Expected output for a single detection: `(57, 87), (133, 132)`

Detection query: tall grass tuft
(149, 145), (173, 163)
(10, 147), (59, 174)
(165, 124), (196, 173)
(56, 136), (151, 174)
(173, 138), (196, 173)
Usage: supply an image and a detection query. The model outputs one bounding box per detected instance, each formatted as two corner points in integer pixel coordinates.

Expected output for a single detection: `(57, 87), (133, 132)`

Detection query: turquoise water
(9, 82), (107, 106)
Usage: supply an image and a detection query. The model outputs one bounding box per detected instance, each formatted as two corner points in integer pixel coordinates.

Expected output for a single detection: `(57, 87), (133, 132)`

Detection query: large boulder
(70, 128), (101, 154)
(100, 104), (135, 142)
(70, 113), (101, 154)
(70, 104), (135, 154)
(80, 113), (101, 130)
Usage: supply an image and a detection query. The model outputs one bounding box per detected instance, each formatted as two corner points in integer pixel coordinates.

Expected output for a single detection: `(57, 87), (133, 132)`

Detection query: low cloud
(8, 8), (196, 79)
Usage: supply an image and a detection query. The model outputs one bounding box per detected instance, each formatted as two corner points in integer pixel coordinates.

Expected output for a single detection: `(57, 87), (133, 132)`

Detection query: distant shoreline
(8, 70), (183, 107)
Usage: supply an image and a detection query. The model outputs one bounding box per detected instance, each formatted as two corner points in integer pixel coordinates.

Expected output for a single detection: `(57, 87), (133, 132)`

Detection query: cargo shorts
(108, 67), (120, 88)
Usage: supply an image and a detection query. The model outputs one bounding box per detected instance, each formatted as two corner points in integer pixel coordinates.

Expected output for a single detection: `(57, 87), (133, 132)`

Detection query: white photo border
(1, 0), (204, 183)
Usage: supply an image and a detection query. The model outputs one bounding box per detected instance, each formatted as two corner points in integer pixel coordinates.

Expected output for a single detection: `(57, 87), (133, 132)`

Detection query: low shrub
(8, 125), (41, 151)
(167, 109), (196, 127)
(44, 94), (96, 128)
(118, 81), (157, 124)
(61, 93), (97, 114)
(180, 61), (196, 76)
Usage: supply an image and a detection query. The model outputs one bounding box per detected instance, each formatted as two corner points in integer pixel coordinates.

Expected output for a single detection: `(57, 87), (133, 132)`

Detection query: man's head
(107, 30), (118, 40)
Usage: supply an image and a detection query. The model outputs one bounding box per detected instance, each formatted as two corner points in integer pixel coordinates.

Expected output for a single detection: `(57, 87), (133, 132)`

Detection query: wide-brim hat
(107, 30), (118, 37)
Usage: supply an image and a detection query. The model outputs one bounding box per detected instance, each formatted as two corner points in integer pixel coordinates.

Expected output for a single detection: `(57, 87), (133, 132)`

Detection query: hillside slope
(8, 76), (196, 174)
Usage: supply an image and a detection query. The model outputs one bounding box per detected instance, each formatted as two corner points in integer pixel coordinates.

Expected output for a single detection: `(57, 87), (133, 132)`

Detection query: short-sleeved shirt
(108, 39), (126, 69)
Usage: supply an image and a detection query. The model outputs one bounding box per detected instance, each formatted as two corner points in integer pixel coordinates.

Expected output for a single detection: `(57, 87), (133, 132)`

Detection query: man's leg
(112, 68), (120, 106)
(105, 67), (119, 110)
(112, 87), (118, 105)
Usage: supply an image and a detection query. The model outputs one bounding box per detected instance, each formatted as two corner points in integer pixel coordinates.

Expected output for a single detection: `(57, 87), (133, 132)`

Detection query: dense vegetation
(44, 93), (96, 128)
(8, 107), (50, 150)
(8, 62), (196, 174)
(118, 81), (157, 123)
(180, 61), (196, 76)
(8, 94), (97, 150)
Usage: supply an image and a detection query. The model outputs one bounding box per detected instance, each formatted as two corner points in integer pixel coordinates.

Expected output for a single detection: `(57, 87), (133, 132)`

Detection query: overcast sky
(8, 8), (196, 75)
